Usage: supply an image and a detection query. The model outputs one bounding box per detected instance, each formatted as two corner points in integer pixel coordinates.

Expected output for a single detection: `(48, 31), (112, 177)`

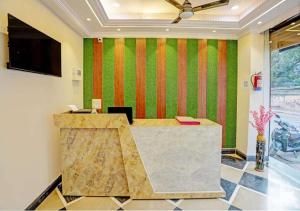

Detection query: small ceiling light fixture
(257, 21), (262, 25)
(212, 30), (216, 33)
(117, 28), (121, 31)
(231, 5), (239, 10)
(113, 2), (120, 7)
(86, 18), (91, 21)
(165, 28), (170, 32)
(291, 22), (296, 25)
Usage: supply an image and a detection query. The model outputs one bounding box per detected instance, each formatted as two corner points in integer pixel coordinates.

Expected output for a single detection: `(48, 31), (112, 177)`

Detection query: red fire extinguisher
(251, 72), (262, 91)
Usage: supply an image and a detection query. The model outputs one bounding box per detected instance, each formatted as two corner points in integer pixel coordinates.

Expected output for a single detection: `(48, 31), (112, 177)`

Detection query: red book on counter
(175, 116), (201, 125)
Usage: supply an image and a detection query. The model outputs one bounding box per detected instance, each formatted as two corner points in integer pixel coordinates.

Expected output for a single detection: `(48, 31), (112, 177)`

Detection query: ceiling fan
(165, 0), (230, 24)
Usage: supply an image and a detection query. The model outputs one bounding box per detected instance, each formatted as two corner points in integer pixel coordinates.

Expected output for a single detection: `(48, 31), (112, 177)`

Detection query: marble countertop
(54, 113), (128, 128)
(131, 118), (220, 127)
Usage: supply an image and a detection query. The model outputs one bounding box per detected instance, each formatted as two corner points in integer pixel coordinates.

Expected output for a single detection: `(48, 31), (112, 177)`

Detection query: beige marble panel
(61, 128), (129, 196)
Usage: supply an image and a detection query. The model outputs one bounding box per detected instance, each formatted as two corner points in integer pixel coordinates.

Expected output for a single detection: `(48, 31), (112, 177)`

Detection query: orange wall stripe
(136, 38), (146, 118)
(198, 39), (207, 118)
(93, 39), (103, 112)
(177, 39), (187, 116)
(114, 38), (125, 106)
(217, 40), (227, 147)
(156, 38), (166, 118)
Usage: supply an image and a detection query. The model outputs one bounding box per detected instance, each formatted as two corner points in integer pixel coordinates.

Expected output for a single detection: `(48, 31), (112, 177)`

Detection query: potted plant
(250, 105), (274, 171)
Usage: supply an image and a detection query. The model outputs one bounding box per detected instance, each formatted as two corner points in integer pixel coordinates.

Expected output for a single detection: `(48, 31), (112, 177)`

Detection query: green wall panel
(206, 40), (218, 122)
(84, 37), (238, 148)
(124, 38), (137, 117)
(102, 38), (115, 112)
(226, 40), (238, 148)
(146, 38), (157, 118)
(83, 38), (93, 109)
(166, 39), (178, 118)
(186, 39), (198, 118)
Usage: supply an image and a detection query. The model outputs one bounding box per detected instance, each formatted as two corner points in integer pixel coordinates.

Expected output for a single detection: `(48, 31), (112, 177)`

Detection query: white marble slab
(130, 125), (222, 193)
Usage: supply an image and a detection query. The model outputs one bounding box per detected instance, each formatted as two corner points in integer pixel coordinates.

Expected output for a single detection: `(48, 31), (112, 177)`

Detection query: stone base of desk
(54, 114), (225, 199)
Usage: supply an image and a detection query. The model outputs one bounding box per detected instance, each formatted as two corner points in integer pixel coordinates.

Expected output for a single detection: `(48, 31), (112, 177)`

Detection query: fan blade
(164, 0), (183, 10)
(172, 16), (182, 24)
(193, 0), (229, 12)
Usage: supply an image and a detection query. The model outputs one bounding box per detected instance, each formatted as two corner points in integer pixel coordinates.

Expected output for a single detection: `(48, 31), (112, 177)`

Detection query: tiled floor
(36, 154), (300, 210)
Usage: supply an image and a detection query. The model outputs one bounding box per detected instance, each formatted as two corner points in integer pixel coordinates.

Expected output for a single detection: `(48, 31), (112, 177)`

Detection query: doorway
(269, 16), (300, 181)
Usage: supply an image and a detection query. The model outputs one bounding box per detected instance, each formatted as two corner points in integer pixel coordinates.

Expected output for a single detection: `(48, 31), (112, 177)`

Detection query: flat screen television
(7, 14), (61, 77)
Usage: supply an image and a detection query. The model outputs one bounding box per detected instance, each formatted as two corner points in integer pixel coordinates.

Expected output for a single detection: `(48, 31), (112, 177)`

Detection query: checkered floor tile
(36, 154), (300, 210)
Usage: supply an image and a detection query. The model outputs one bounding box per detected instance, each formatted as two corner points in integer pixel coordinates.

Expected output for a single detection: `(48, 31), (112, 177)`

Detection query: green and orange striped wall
(83, 38), (237, 148)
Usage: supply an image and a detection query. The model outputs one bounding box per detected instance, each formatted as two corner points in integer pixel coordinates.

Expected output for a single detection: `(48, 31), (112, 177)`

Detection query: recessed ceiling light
(165, 28), (170, 32)
(291, 22), (296, 25)
(257, 21), (262, 25)
(86, 18), (91, 21)
(113, 2), (120, 7)
(297, 33), (300, 36)
(117, 28), (121, 31)
(231, 5), (239, 10)
(212, 30), (216, 33)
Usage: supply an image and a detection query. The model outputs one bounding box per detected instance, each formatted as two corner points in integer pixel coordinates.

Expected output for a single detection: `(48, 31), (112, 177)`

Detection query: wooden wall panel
(114, 38), (125, 106)
(93, 39), (102, 111)
(217, 40), (227, 147)
(178, 39), (187, 116)
(198, 39), (207, 118)
(156, 38), (166, 118)
(136, 39), (146, 118)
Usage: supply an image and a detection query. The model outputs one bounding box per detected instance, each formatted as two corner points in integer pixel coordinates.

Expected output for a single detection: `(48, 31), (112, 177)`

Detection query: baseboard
(235, 149), (269, 161)
(25, 175), (62, 210)
(221, 148), (236, 154)
(235, 149), (247, 160)
(222, 148), (249, 161)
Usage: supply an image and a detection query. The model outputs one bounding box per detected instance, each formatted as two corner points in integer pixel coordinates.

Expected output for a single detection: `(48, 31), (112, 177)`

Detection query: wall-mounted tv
(7, 14), (61, 77)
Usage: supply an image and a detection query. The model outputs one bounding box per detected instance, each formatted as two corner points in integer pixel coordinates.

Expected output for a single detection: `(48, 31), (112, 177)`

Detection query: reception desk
(54, 113), (225, 199)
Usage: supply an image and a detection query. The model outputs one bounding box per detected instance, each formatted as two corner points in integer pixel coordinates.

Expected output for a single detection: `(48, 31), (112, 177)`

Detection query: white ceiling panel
(40, 0), (300, 38)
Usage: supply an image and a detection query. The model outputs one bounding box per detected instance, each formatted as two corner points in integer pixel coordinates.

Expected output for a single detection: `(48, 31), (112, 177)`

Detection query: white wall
(0, 0), (83, 209)
(236, 32), (266, 157)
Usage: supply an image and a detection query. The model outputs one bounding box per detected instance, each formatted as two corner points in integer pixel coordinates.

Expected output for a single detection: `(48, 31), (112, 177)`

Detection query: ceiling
(40, 0), (300, 39)
(100, 0), (263, 20)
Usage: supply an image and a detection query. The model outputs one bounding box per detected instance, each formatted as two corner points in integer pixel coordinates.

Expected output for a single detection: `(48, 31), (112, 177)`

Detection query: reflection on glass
(270, 44), (300, 170)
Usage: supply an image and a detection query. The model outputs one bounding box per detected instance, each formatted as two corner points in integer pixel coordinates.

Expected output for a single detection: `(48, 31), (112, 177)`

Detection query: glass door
(269, 17), (300, 180)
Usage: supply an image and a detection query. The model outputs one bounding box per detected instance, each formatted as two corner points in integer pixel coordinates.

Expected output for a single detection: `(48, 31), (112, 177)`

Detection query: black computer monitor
(108, 107), (133, 124)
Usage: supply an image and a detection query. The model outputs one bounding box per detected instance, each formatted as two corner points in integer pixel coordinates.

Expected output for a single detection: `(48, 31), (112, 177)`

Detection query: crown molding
(239, 0), (286, 29)
(44, 0), (89, 36)
(89, 31), (239, 40)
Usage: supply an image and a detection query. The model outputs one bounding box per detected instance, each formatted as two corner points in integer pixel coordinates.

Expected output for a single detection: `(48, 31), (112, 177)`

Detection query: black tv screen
(7, 14), (61, 77)
(108, 107), (133, 124)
